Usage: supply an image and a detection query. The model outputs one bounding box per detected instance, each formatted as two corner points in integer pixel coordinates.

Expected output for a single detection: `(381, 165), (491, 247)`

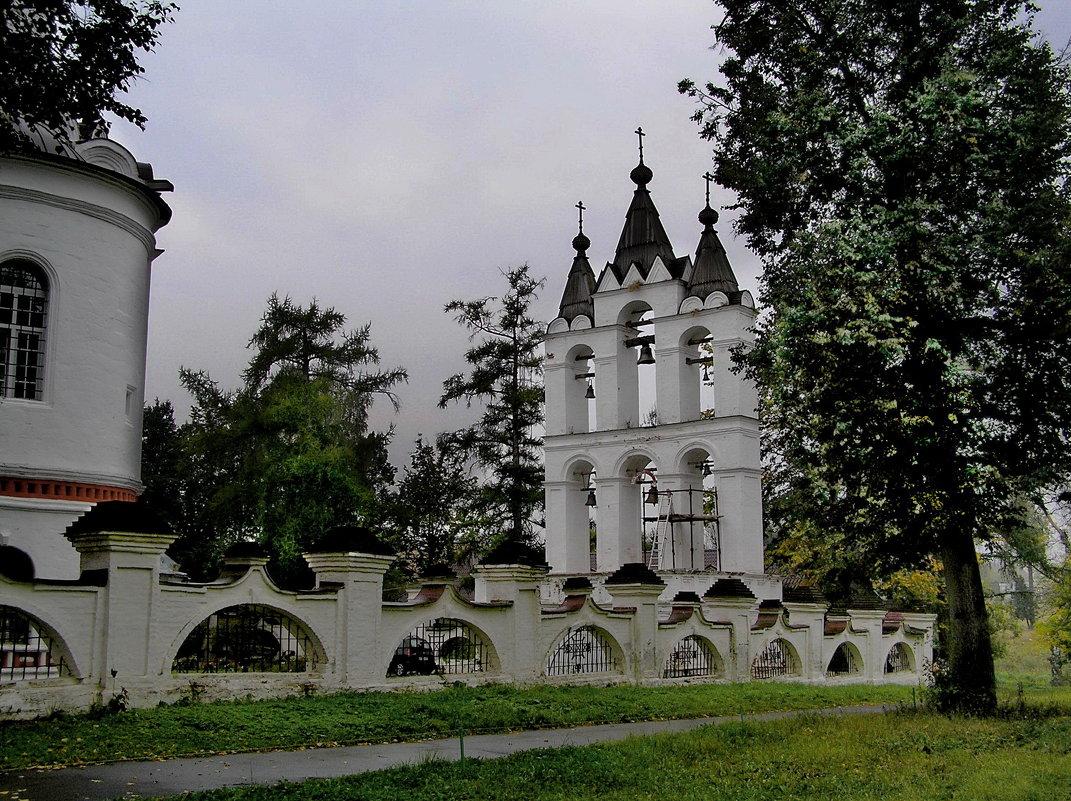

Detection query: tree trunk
(940, 526), (997, 714)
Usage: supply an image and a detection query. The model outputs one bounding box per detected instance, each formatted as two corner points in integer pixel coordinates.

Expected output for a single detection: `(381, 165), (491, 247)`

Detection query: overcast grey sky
(109, 1), (1071, 468)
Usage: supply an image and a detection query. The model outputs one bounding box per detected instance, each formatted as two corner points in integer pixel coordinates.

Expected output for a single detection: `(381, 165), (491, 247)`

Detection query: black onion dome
(604, 561), (665, 586)
(65, 499), (171, 537)
(309, 525), (394, 556)
(698, 204), (719, 227)
(572, 231), (591, 253)
(479, 540), (549, 568)
(630, 161), (653, 187)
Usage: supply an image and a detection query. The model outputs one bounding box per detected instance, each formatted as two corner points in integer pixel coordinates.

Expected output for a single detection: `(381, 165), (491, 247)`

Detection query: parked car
(388, 636), (437, 676)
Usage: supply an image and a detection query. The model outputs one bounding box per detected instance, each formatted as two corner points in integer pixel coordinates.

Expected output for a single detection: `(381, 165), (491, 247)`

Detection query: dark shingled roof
(557, 233), (597, 323)
(562, 576), (594, 592)
(604, 561), (664, 586)
(609, 160), (677, 283)
(223, 541), (268, 560)
(65, 499), (171, 537)
(687, 204), (739, 301)
(308, 525), (394, 556)
(704, 577), (756, 600)
(848, 585), (886, 610)
(479, 540), (549, 568)
(783, 582), (828, 605)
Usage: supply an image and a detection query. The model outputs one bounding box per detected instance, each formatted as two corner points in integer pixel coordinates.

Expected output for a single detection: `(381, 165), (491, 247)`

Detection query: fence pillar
(472, 564), (548, 680)
(604, 563), (665, 680)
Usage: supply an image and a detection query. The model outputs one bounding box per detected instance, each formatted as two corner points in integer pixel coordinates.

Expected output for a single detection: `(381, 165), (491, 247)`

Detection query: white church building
(0, 132), (933, 718)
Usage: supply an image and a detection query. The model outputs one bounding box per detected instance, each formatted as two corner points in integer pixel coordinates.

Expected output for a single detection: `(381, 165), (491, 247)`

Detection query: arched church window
(0, 260), (49, 400)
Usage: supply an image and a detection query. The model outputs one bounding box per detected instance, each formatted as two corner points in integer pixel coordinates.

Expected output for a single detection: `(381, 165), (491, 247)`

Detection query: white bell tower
(544, 143), (763, 578)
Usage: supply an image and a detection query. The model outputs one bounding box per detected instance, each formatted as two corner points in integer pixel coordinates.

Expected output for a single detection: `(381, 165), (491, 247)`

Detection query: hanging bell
(585, 489), (598, 507)
(644, 485), (660, 505)
(702, 364), (711, 382)
(637, 343), (655, 365)
(585, 380), (595, 399)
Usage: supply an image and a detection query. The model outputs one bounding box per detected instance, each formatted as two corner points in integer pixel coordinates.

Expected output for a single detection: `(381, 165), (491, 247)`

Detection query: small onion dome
(0, 545), (34, 582)
(672, 590), (702, 604)
(479, 540), (549, 568)
(698, 203), (719, 228)
(604, 561), (664, 586)
(703, 577), (756, 600)
(562, 575), (594, 593)
(572, 231), (591, 254)
(223, 541), (269, 560)
(630, 161), (653, 187)
(309, 524), (395, 556)
(66, 499), (171, 537)
(421, 562), (456, 581)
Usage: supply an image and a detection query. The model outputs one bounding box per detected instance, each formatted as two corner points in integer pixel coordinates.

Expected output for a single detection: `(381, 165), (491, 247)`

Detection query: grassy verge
(0, 682), (917, 770)
(155, 708), (1071, 801)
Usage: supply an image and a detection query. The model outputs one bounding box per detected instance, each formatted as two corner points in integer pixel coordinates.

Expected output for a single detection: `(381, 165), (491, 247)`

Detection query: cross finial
(704, 172), (714, 206)
(576, 200), (585, 234)
(635, 126), (645, 162)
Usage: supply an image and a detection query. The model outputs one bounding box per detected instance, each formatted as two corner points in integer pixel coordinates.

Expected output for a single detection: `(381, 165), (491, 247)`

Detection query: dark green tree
(153, 295), (406, 584)
(387, 435), (476, 577)
(682, 0), (1071, 712)
(1, 0), (176, 152)
(439, 265), (546, 552)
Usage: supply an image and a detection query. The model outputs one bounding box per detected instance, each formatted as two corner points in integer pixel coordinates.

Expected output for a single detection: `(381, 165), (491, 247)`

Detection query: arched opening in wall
(672, 447), (721, 571)
(172, 605), (321, 673)
(388, 618), (493, 677)
(751, 638), (801, 680)
(681, 327), (715, 422)
(565, 344), (596, 434)
(0, 606), (72, 680)
(568, 459), (598, 564)
(620, 302), (654, 428)
(620, 454), (657, 568)
(545, 625), (619, 676)
(0, 259), (50, 401)
(826, 642), (863, 677)
(884, 642), (915, 674)
(663, 634), (722, 678)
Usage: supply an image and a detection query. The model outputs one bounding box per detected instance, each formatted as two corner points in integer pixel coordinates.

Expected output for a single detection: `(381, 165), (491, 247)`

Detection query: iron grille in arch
(884, 642), (913, 674)
(387, 618), (490, 677)
(826, 642), (861, 677)
(751, 638), (800, 680)
(546, 625), (618, 676)
(172, 605), (319, 673)
(0, 606), (69, 680)
(663, 635), (718, 678)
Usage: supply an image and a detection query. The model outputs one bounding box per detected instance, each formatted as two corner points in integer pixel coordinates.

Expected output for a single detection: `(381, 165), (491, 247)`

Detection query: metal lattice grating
(884, 642), (913, 674)
(826, 642), (862, 677)
(751, 638), (800, 680)
(172, 605), (320, 673)
(387, 618), (491, 677)
(0, 606), (68, 680)
(0, 261), (48, 401)
(546, 625), (618, 676)
(663, 634), (718, 678)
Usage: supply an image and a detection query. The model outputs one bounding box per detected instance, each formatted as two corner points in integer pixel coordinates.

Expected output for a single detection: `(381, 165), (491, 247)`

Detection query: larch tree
(439, 265), (546, 553)
(682, 0), (1071, 712)
(1, 0), (176, 152)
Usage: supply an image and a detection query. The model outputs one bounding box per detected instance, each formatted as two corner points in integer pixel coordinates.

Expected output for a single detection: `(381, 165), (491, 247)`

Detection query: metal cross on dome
(704, 172), (714, 206)
(635, 126), (645, 162)
(576, 200), (585, 233)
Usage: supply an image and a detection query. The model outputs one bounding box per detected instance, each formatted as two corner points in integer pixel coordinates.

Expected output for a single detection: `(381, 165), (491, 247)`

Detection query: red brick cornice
(0, 476), (136, 503)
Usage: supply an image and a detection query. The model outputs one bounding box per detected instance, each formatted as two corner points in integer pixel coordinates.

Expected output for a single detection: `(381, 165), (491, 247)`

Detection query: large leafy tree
(1, 0), (176, 152)
(146, 295), (406, 584)
(682, 0), (1071, 712)
(439, 265), (546, 552)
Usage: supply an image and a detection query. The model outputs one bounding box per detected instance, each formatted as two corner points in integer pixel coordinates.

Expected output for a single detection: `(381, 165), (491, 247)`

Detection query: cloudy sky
(109, 1), (1071, 468)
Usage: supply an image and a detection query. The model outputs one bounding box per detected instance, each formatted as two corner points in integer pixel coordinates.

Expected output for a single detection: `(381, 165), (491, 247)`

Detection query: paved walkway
(0, 704), (893, 801)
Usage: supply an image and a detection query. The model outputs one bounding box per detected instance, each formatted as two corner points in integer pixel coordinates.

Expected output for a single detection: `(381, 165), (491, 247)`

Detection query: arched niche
(751, 637), (802, 680)
(826, 641), (864, 677)
(884, 642), (915, 674)
(544, 624), (622, 677)
(171, 604), (324, 674)
(387, 617), (497, 677)
(564, 343), (597, 434)
(663, 634), (723, 678)
(561, 457), (598, 565)
(0, 605), (76, 680)
(678, 325), (715, 422)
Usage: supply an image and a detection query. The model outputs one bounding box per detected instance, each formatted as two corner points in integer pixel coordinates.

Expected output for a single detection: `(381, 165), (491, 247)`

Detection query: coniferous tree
(439, 265), (546, 553)
(682, 0), (1071, 712)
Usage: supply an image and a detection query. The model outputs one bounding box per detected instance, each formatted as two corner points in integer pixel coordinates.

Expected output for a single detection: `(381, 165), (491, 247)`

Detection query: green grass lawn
(0, 682), (919, 770)
(152, 709), (1071, 801)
